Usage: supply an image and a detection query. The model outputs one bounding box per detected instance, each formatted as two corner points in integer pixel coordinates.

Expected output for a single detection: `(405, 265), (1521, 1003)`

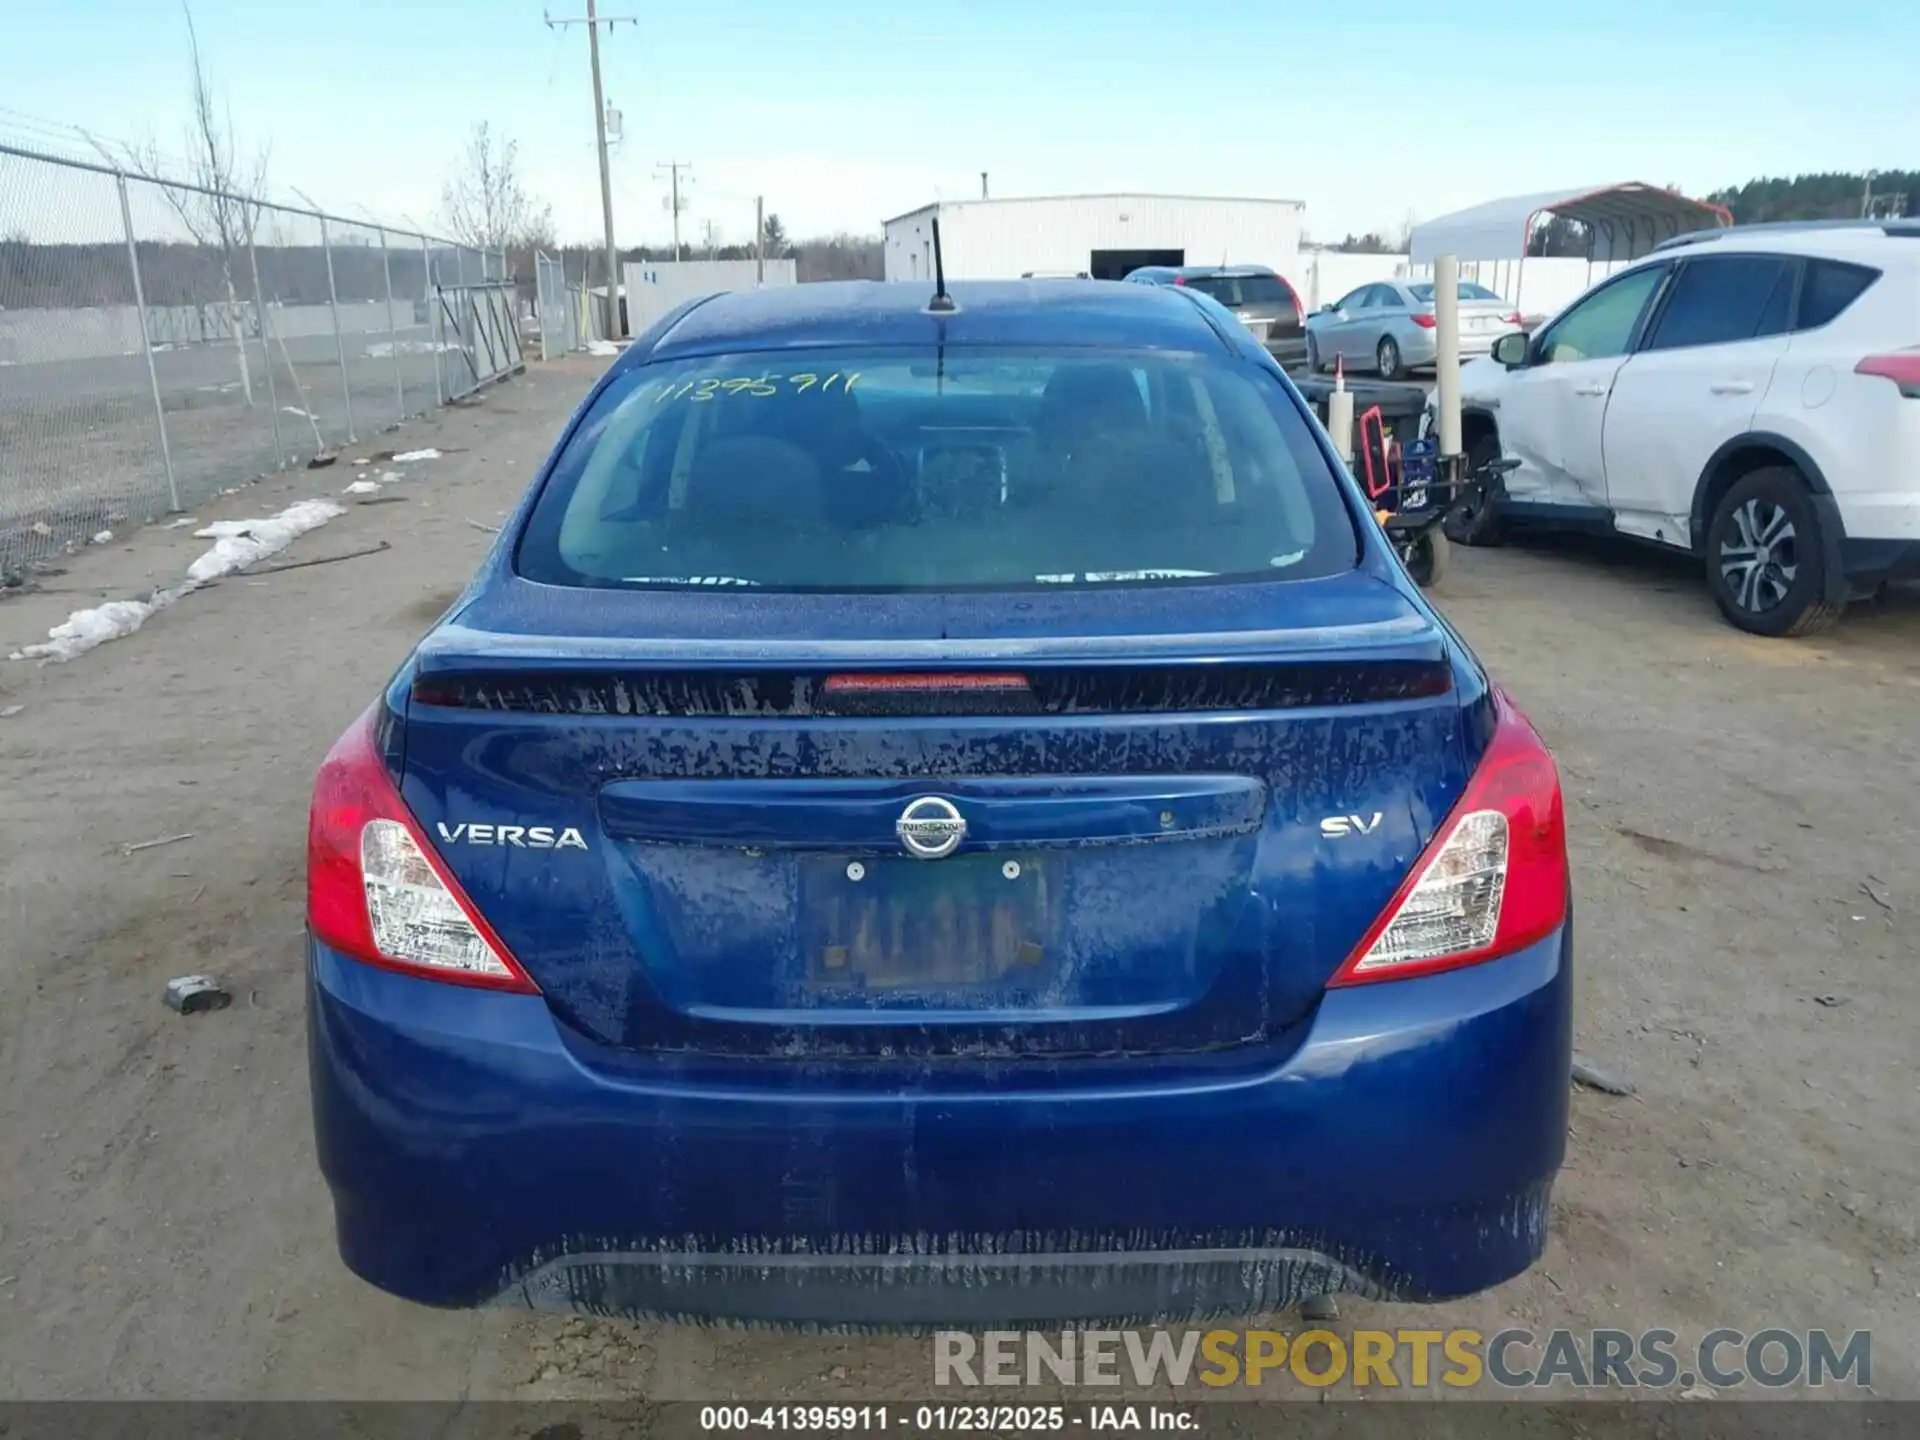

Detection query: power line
(545, 2), (635, 337)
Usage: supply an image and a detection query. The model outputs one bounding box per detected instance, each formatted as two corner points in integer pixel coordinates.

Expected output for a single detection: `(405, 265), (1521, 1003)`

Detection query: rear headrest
(730, 379), (867, 469)
(681, 435), (825, 527)
(1039, 364), (1148, 439)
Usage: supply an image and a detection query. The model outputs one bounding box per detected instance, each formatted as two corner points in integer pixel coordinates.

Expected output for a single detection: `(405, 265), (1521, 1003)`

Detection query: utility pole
(545, 2), (634, 338)
(755, 194), (765, 285)
(1863, 170), (1877, 219)
(656, 161), (692, 260)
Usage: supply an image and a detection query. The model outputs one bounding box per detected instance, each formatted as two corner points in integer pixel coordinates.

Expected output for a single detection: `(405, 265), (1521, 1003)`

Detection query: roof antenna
(927, 216), (956, 313)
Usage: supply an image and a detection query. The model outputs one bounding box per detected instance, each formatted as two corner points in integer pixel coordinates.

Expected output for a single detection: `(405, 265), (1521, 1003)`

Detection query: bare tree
(103, 3), (269, 405)
(442, 122), (555, 287)
(442, 123), (552, 253)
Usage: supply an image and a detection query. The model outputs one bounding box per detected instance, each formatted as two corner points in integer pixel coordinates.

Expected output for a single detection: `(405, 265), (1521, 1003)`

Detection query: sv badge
(1319, 812), (1384, 838)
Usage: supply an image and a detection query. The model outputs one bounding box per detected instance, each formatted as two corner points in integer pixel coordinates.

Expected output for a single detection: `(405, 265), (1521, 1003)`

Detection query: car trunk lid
(396, 574), (1471, 1061)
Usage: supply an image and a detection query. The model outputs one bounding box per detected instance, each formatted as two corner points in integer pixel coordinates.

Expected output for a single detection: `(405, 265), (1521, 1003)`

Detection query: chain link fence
(0, 141), (526, 579)
(534, 249), (606, 360)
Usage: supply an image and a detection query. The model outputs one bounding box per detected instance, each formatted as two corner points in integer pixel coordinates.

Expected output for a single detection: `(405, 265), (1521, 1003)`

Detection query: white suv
(1436, 220), (1920, 636)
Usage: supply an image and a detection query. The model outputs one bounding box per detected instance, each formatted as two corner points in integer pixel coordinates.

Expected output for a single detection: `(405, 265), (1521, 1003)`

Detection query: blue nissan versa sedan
(306, 278), (1572, 1326)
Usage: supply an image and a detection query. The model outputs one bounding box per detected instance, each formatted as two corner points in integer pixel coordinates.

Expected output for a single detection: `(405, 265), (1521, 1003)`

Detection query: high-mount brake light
(307, 706), (537, 993)
(820, 672), (1031, 694)
(1329, 686), (1567, 986)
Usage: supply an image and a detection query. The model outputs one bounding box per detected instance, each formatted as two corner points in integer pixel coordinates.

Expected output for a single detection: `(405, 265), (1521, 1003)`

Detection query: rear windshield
(1181, 274), (1293, 308)
(1406, 281), (1502, 302)
(516, 346), (1358, 592)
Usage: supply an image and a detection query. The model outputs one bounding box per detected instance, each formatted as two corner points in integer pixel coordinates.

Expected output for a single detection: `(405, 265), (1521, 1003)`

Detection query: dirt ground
(0, 352), (1913, 1403)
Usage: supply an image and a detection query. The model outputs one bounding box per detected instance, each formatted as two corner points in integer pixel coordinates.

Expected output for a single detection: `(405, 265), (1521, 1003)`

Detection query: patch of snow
(15, 497), (351, 664)
(366, 339), (458, 358)
(91, 530), (114, 545)
(343, 479), (381, 496)
(587, 340), (620, 357)
(392, 448), (441, 462)
(187, 500), (345, 585)
(281, 406), (312, 418)
(15, 599), (157, 663)
(164, 517), (199, 529)
(377, 469), (401, 483)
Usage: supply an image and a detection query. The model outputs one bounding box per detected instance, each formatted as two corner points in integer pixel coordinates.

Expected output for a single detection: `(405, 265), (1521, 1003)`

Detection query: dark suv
(1125, 264), (1306, 365)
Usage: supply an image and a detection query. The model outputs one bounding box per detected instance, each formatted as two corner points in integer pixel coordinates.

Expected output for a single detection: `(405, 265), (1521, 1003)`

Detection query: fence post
(245, 227), (285, 467)
(379, 227), (405, 418)
(115, 172), (180, 512)
(426, 236), (445, 406)
(318, 213), (355, 443)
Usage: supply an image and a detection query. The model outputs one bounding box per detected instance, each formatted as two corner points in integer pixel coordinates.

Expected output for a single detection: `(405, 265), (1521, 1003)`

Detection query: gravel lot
(0, 353), (1913, 1403)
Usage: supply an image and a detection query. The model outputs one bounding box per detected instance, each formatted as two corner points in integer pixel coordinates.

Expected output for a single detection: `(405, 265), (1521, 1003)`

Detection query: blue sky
(2, 0), (1914, 247)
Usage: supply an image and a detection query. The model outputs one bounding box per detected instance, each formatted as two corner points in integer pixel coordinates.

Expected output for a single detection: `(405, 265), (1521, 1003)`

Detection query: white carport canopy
(1409, 183), (1732, 265)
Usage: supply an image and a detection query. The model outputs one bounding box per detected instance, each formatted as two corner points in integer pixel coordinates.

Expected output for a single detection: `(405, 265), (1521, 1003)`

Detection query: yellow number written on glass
(645, 372), (862, 402)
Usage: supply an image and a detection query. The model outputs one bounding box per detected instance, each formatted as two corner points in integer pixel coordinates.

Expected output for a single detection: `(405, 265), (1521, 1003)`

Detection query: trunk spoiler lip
(412, 609), (1441, 671)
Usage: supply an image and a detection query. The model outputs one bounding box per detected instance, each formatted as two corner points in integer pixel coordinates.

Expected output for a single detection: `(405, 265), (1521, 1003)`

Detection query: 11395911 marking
(646, 371), (863, 404)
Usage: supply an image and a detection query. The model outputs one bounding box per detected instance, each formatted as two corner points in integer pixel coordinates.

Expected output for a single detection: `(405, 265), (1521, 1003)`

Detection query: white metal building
(619, 258), (799, 334)
(882, 193), (1305, 284)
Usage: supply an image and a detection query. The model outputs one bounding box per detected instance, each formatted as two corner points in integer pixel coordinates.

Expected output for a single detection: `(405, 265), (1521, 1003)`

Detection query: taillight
(1329, 687), (1567, 986)
(1411, 313), (1437, 329)
(1504, 312), (1524, 326)
(307, 705), (538, 992)
(1855, 351), (1920, 397)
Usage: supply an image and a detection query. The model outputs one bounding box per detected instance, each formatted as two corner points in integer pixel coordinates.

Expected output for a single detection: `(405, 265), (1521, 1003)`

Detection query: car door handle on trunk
(1573, 384), (1607, 397)
(1709, 381), (1755, 395)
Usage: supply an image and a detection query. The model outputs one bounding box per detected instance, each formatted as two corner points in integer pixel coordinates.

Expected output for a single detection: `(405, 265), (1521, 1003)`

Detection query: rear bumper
(1838, 535), (1920, 590)
(1263, 335), (1308, 365)
(1823, 494), (1920, 595)
(308, 925), (1572, 1325)
(1401, 333), (1497, 369)
(1834, 491), (1920, 545)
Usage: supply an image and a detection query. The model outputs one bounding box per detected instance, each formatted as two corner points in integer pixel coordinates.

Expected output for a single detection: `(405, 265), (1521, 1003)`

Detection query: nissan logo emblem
(895, 797), (967, 860)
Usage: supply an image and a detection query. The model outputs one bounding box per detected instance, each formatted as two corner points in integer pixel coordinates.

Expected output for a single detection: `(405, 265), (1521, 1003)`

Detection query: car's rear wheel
(1444, 432), (1506, 547)
(1306, 334), (1322, 373)
(1376, 336), (1403, 381)
(1706, 467), (1841, 637)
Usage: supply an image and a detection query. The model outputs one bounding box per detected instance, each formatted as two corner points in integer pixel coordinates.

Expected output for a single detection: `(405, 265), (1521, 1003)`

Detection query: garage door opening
(1089, 248), (1184, 281)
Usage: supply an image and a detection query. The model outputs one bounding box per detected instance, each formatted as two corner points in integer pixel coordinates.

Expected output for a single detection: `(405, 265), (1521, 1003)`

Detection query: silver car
(1304, 280), (1521, 380)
